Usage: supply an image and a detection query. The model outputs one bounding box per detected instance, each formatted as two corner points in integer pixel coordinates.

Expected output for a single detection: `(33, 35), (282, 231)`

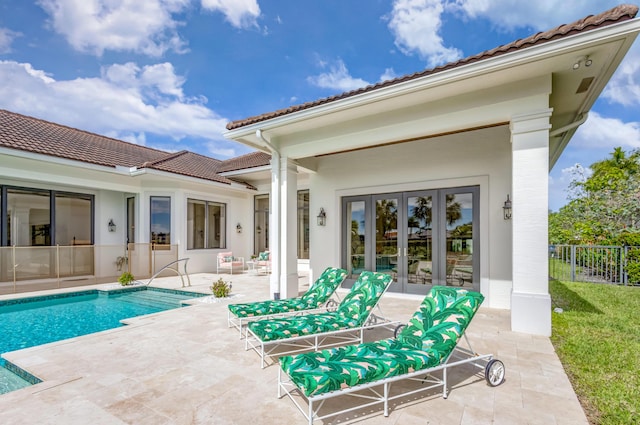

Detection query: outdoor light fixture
(256, 225), (262, 234)
(236, 223), (242, 233)
(317, 208), (327, 226)
(572, 56), (593, 70)
(503, 195), (512, 220)
(108, 219), (116, 232)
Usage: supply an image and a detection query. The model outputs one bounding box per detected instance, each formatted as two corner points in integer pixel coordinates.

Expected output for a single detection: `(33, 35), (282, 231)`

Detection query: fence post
(571, 245), (576, 282)
(623, 246), (628, 286)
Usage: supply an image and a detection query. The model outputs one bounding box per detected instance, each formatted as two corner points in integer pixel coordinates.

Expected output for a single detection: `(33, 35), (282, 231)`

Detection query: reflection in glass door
(442, 191), (475, 288)
(375, 195), (399, 284)
(406, 193), (434, 293)
(342, 186), (478, 293)
(345, 199), (366, 280)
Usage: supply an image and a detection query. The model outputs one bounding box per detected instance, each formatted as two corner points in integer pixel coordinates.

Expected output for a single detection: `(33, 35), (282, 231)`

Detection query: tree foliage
(549, 147), (640, 245)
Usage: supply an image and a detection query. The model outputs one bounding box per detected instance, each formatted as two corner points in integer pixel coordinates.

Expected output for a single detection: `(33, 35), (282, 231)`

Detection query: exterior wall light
(317, 208), (327, 226)
(108, 219), (116, 232)
(236, 223), (242, 233)
(503, 195), (512, 220)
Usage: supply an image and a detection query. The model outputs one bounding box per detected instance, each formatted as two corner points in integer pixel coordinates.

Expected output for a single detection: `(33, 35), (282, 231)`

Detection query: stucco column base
(511, 291), (551, 336)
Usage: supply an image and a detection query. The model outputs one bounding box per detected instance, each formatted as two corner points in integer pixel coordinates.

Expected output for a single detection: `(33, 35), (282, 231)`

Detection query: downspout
(256, 129), (281, 299)
(549, 112), (589, 137)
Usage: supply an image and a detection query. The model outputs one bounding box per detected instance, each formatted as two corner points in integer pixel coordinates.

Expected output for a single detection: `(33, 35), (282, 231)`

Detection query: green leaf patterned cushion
(299, 268), (348, 307)
(280, 338), (442, 397)
(228, 267), (346, 318)
(248, 271), (392, 342)
(396, 286), (484, 350)
(258, 251), (270, 261)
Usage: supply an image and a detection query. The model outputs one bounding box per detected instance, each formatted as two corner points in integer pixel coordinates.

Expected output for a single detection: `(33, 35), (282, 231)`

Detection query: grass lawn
(550, 280), (640, 424)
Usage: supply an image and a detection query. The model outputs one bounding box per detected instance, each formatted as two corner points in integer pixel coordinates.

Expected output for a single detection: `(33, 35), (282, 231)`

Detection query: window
(187, 199), (226, 249)
(150, 196), (171, 246)
(2, 187), (94, 247)
(55, 192), (92, 246)
(297, 190), (309, 259)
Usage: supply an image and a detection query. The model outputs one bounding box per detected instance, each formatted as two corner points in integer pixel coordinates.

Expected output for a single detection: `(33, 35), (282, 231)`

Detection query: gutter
(549, 112), (589, 137)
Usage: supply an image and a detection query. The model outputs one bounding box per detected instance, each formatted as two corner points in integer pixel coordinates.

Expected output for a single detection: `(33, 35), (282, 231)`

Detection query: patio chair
(227, 267), (348, 337)
(277, 285), (505, 424)
(216, 252), (245, 274)
(256, 250), (271, 274)
(246, 271), (394, 368)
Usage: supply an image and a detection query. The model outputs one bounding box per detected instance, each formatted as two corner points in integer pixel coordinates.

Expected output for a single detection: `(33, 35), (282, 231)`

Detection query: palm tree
(445, 194), (462, 225)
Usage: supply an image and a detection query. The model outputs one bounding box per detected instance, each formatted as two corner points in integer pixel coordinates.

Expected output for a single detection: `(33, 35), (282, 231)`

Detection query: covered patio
(0, 272), (586, 424)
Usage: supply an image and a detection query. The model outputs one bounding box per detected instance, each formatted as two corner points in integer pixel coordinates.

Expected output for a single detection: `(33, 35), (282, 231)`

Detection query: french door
(342, 186), (478, 294)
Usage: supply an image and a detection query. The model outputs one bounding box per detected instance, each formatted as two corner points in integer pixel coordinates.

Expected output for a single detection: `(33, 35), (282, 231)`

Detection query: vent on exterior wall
(576, 77), (594, 94)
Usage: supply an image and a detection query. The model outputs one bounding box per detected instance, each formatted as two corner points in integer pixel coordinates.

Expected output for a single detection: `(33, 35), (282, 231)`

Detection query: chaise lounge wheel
(325, 299), (338, 312)
(485, 359), (505, 387)
(393, 324), (406, 339)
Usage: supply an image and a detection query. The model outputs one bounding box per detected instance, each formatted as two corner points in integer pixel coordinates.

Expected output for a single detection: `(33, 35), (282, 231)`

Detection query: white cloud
(603, 42), (640, 107)
(387, 0), (462, 67)
(307, 59), (370, 92)
(573, 111), (640, 150)
(380, 67), (398, 82)
(0, 28), (21, 54)
(0, 60), (229, 145)
(447, 0), (621, 31)
(201, 0), (261, 29)
(37, 0), (190, 56)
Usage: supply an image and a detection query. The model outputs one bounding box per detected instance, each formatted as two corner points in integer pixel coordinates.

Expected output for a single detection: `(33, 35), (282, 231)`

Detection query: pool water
(0, 287), (205, 395)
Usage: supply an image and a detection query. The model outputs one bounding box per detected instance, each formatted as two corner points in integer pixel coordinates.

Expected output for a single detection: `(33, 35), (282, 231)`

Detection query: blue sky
(0, 1), (639, 211)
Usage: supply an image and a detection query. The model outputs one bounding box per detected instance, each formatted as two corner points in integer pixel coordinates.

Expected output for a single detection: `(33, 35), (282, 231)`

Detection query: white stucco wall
(307, 125), (513, 309)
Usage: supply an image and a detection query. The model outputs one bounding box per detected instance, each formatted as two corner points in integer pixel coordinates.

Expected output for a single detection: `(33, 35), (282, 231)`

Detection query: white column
(510, 109), (552, 336)
(269, 154), (281, 299)
(279, 157), (299, 298)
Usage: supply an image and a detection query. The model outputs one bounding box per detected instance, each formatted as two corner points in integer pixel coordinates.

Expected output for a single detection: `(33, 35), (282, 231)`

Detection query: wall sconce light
(317, 208), (327, 226)
(236, 223), (242, 233)
(256, 225), (262, 234)
(503, 195), (512, 220)
(108, 219), (116, 232)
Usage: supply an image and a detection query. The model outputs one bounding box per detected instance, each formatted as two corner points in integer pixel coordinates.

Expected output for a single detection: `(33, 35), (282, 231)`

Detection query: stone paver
(0, 272), (588, 424)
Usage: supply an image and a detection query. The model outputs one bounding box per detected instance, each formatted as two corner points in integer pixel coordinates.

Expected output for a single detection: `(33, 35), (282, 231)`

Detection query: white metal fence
(549, 244), (640, 285)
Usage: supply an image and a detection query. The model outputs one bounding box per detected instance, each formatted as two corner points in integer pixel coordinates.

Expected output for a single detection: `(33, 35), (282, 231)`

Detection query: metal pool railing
(549, 244), (640, 285)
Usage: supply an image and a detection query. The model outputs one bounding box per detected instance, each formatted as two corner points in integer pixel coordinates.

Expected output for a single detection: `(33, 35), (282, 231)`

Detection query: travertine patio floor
(0, 272), (588, 424)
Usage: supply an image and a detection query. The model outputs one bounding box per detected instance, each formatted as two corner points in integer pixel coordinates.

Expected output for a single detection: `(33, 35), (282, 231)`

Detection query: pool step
(113, 290), (194, 310)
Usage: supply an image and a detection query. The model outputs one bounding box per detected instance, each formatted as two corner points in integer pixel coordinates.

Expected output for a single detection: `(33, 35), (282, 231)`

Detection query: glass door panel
(406, 194), (433, 291)
(345, 200), (366, 280)
(444, 192), (475, 288)
(374, 196), (399, 284)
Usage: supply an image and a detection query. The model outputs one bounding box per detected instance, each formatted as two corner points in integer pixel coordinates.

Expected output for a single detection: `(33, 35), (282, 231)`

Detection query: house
(0, 109), (272, 289)
(223, 4), (640, 336)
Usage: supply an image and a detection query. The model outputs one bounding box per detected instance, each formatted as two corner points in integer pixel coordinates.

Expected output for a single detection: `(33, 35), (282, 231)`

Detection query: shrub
(211, 278), (232, 298)
(118, 271), (135, 286)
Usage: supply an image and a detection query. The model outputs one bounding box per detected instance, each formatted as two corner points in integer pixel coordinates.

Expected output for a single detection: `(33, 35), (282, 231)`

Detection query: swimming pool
(0, 286), (206, 395)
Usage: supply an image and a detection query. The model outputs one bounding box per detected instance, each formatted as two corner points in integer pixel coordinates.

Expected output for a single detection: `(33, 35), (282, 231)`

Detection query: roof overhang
(225, 18), (640, 169)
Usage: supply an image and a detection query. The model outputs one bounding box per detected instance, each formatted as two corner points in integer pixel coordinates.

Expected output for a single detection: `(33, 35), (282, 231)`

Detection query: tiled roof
(226, 4), (638, 131)
(0, 109), (253, 186)
(0, 109), (168, 167)
(220, 151), (271, 172)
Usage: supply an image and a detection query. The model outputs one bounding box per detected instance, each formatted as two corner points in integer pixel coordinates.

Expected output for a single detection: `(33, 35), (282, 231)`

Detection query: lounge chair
(227, 267), (347, 337)
(277, 285), (505, 424)
(246, 271), (394, 367)
(216, 252), (245, 274)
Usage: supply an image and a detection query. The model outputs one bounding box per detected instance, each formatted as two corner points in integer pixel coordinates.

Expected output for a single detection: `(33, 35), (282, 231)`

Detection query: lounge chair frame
(245, 272), (394, 368)
(227, 295), (341, 338)
(246, 315), (397, 368)
(277, 333), (501, 424)
(227, 267), (347, 337)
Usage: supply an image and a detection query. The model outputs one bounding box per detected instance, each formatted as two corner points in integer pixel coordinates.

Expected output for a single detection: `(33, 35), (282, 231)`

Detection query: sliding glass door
(342, 186), (478, 294)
